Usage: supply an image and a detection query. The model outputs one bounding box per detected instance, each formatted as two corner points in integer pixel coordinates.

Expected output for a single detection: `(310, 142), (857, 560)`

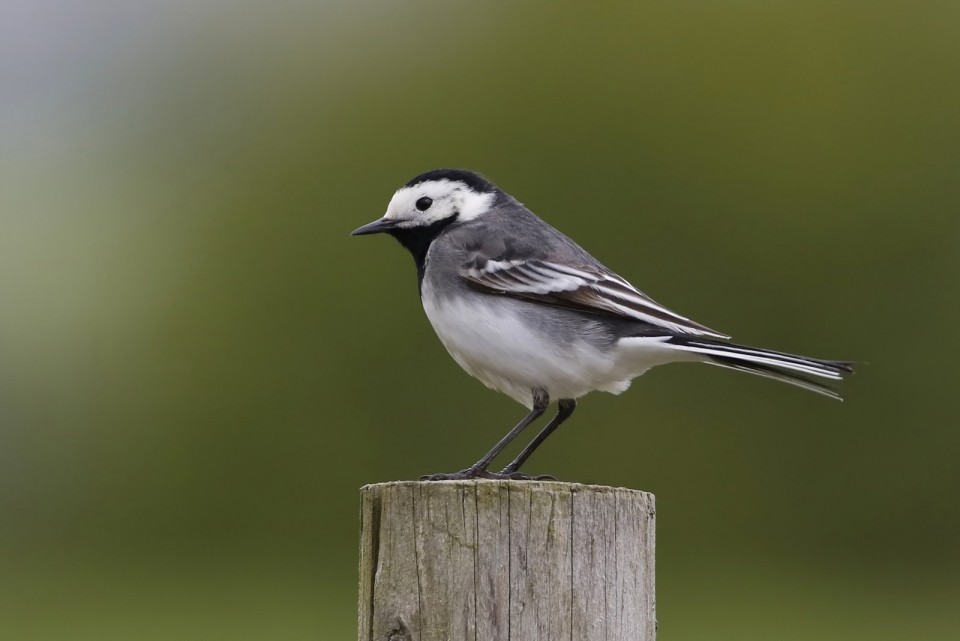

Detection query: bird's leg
(420, 390), (549, 481)
(500, 398), (576, 478)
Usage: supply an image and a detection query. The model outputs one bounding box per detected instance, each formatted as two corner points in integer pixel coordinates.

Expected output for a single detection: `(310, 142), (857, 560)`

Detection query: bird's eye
(415, 196), (433, 211)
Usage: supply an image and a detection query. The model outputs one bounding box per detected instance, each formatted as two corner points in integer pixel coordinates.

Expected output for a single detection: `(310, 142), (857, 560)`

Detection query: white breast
(419, 281), (683, 408)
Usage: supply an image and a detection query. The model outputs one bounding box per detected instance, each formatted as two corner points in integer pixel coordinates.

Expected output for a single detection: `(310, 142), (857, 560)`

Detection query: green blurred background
(2, 1), (958, 639)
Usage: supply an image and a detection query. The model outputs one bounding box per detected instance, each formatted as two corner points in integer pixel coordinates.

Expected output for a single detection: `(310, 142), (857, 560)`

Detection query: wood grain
(358, 480), (655, 641)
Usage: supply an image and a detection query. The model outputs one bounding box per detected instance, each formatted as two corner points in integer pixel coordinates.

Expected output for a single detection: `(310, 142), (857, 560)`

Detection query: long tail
(665, 336), (855, 400)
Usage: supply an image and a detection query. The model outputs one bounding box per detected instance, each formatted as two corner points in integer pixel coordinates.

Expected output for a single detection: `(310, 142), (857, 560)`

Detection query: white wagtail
(352, 169), (853, 480)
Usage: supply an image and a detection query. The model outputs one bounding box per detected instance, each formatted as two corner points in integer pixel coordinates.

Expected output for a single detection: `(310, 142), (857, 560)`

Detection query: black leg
(500, 398), (576, 476)
(421, 389), (549, 480)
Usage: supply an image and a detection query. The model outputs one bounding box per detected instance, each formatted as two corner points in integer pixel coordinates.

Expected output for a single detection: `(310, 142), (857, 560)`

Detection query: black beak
(351, 217), (399, 236)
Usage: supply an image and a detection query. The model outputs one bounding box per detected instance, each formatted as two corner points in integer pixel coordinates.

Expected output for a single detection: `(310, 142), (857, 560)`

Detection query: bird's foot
(419, 467), (490, 481)
(420, 467), (556, 481)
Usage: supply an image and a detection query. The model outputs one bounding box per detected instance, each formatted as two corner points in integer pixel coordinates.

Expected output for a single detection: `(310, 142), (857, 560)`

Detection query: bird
(352, 169), (853, 480)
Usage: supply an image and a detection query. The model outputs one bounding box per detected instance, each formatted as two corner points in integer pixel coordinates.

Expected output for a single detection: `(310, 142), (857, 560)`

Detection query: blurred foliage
(1, 1), (959, 639)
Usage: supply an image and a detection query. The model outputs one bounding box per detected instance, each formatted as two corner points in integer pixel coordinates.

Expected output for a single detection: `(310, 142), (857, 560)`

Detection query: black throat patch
(386, 214), (459, 292)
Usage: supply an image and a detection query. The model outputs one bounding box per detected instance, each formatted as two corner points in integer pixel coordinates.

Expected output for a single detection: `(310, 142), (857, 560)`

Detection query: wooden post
(358, 480), (656, 641)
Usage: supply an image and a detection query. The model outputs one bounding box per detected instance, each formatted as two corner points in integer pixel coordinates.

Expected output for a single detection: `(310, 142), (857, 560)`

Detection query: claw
(420, 468), (556, 481)
(419, 467), (492, 481)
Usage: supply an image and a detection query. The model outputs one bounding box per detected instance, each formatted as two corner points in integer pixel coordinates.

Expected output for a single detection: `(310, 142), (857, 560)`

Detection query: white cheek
(456, 191), (495, 221)
(425, 205), (454, 224)
(383, 182), (495, 226)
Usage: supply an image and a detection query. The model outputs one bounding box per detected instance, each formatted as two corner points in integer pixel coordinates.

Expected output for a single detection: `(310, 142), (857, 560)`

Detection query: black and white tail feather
(664, 337), (854, 400)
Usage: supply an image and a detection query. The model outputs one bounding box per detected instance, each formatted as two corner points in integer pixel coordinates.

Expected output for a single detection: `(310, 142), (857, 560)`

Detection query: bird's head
(351, 169), (498, 237)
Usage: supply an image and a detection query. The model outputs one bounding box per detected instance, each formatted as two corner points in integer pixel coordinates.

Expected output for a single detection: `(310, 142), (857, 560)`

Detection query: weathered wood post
(358, 480), (656, 641)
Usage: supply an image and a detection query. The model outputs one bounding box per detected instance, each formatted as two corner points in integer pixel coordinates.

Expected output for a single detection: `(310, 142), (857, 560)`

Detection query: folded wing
(462, 258), (728, 338)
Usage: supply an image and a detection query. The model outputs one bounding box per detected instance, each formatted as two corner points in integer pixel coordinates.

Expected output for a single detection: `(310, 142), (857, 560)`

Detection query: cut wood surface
(358, 480), (656, 641)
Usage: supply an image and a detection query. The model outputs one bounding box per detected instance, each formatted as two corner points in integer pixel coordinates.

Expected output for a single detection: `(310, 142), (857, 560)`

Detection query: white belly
(420, 284), (681, 407)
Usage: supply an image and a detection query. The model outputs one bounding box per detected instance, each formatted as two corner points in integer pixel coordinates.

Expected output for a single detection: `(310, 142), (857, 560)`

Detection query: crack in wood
(357, 481), (655, 640)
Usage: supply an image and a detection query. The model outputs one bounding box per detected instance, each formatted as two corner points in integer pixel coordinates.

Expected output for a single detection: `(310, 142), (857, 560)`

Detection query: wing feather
(462, 258), (728, 338)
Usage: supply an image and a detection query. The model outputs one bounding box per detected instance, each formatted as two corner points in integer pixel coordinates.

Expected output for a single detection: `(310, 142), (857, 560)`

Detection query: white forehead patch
(384, 179), (496, 227)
